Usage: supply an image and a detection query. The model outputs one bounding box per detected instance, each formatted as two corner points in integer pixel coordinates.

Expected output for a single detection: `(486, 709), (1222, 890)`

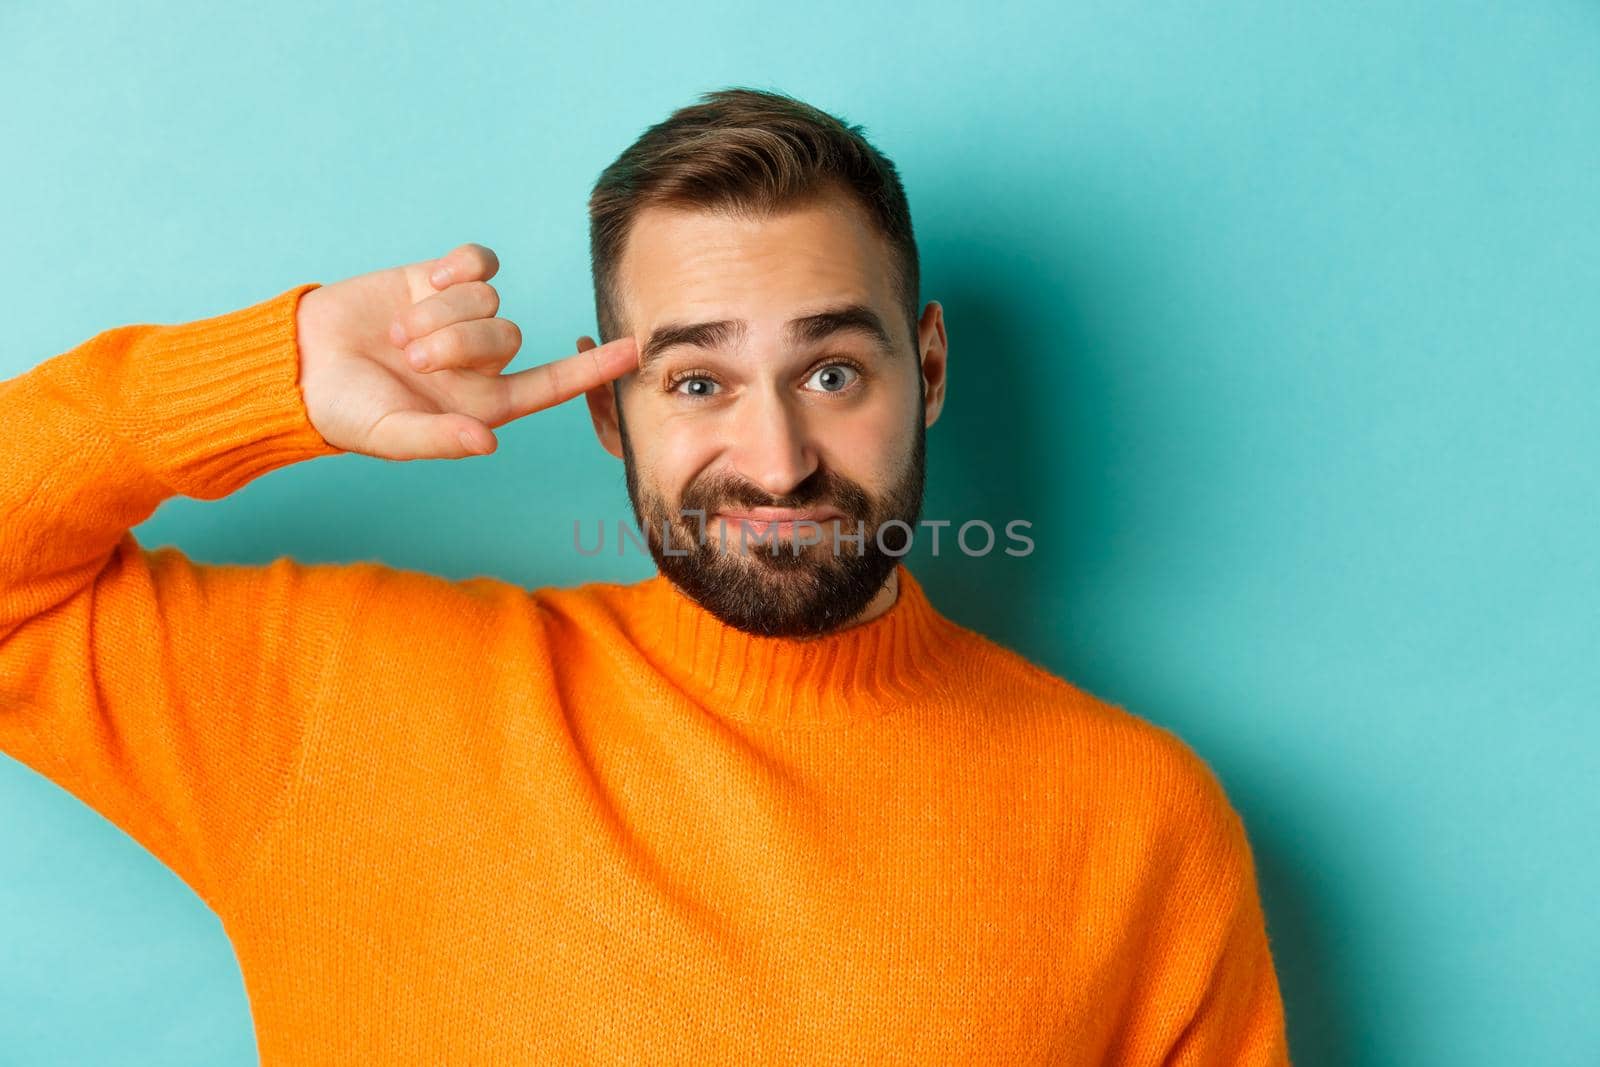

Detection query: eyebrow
(636, 303), (897, 374)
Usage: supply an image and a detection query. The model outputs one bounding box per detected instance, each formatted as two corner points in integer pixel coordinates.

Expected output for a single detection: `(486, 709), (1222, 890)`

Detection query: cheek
(823, 416), (893, 456)
(635, 419), (722, 500)
(815, 406), (914, 488)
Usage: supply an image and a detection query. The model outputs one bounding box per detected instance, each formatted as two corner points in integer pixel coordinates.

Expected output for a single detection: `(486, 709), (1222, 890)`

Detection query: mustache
(680, 470), (872, 516)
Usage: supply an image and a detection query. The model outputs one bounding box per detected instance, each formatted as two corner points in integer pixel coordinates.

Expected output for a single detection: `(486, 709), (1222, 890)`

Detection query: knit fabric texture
(0, 283), (1291, 1064)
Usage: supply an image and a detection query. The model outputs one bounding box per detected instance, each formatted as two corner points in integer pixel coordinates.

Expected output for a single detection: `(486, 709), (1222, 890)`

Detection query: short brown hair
(587, 86), (921, 350)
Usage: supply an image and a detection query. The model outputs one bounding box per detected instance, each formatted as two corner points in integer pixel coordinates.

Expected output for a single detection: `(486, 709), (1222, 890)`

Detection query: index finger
(498, 335), (639, 420)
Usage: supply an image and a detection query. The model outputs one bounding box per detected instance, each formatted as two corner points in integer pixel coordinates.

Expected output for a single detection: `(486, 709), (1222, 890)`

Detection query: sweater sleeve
(0, 282), (368, 913)
(1158, 804), (1292, 1066)
(1138, 749), (1292, 1067)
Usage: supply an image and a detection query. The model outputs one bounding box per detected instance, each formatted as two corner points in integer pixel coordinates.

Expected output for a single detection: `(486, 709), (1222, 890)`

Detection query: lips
(713, 508), (847, 538)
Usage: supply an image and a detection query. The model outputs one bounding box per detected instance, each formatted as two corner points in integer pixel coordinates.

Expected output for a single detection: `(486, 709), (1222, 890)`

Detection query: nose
(727, 386), (819, 498)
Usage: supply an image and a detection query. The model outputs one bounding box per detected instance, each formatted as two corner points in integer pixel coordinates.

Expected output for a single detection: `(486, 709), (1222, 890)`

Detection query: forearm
(0, 282), (339, 635)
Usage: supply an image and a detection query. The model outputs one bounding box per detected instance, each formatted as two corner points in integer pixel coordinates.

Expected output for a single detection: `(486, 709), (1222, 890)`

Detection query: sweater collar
(618, 562), (963, 727)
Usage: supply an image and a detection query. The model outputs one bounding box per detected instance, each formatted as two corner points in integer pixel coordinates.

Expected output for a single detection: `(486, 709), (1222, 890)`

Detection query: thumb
(366, 410), (497, 460)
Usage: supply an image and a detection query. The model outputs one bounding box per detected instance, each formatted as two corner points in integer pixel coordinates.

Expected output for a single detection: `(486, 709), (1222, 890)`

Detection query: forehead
(614, 192), (900, 336)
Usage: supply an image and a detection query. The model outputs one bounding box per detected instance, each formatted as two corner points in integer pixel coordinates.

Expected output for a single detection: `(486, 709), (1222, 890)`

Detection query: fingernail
(390, 320), (407, 347)
(431, 265), (452, 287)
(407, 345), (428, 369)
(458, 431), (481, 453)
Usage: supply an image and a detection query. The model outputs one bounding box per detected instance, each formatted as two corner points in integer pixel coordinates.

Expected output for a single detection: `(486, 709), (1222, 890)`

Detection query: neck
(839, 566), (900, 632)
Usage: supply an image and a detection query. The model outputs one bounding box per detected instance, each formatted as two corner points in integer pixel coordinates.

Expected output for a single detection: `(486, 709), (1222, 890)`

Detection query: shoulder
(337, 560), (523, 615)
(934, 618), (1171, 745)
(330, 561), (561, 662)
(946, 620), (1245, 840)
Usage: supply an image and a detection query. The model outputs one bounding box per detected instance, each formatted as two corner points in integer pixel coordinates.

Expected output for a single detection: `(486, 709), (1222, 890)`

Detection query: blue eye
(806, 363), (860, 393)
(670, 375), (720, 398)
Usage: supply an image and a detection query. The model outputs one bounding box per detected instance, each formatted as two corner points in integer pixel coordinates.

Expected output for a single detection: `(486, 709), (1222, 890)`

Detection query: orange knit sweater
(0, 283), (1290, 1065)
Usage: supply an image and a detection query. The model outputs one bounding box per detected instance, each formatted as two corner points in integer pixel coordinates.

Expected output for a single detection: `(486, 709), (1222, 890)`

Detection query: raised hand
(294, 242), (638, 460)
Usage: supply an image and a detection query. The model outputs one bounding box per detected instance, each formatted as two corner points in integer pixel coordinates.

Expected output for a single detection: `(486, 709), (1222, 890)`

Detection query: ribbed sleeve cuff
(123, 282), (345, 500)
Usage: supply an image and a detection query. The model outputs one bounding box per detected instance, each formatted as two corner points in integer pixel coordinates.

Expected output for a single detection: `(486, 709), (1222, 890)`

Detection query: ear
(578, 336), (626, 459)
(916, 301), (949, 429)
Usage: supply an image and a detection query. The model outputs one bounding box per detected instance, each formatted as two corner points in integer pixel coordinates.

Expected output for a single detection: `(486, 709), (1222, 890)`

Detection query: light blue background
(3, 2), (1596, 1063)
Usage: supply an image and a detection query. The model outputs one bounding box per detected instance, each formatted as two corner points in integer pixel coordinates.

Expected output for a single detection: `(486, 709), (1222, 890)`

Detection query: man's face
(584, 190), (948, 637)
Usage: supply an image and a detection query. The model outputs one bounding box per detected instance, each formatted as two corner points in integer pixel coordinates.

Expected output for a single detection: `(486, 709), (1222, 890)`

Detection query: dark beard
(618, 397), (926, 638)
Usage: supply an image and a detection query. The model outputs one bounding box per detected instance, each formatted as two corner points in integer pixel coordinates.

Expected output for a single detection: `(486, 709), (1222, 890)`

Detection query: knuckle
(499, 318), (522, 350)
(461, 242), (496, 277)
(464, 280), (499, 315)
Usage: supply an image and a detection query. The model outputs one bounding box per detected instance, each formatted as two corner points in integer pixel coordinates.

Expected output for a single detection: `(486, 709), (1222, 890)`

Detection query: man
(0, 87), (1290, 1064)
